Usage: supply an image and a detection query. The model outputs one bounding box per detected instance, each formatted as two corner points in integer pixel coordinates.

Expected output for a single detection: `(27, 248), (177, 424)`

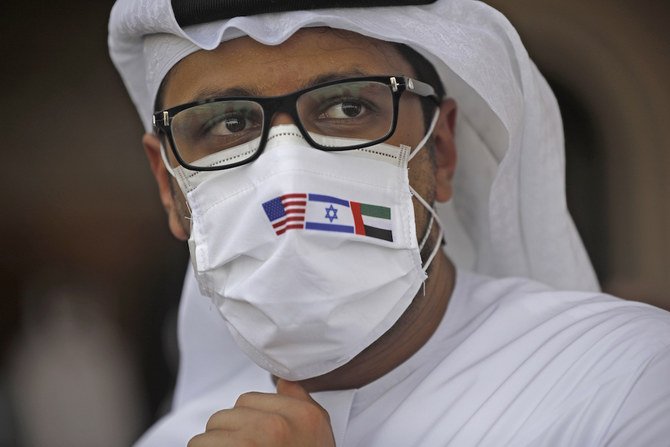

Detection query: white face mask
(170, 120), (443, 381)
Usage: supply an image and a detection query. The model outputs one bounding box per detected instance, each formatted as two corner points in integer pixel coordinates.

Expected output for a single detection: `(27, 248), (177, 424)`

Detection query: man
(109, 1), (670, 445)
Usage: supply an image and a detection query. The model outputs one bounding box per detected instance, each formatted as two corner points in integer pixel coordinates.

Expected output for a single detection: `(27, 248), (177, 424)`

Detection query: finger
(189, 430), (277, 447)
(276, 379), (311, 401)
(277, 379), (332, 426)
(234, 390), (287, 411)
(206, 407), (269, 431)
(234, 390), (310, 412)
(205, 408), (238, 431)
(216, 390), (334, 447)
(188, 429), (234, 447)
(204, 409), (293, 445)
(233, 387), (331, 426)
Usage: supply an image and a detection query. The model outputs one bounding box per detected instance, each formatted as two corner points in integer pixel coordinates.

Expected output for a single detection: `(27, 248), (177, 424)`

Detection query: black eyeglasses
(153, 75), (439, 171)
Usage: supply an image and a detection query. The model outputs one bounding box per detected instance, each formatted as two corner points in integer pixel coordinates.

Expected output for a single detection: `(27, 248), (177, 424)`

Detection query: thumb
(276, 379), (312, 401)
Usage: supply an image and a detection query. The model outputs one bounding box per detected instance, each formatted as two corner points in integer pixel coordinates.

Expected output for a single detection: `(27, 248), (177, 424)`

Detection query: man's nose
(269, 112), (296, 126)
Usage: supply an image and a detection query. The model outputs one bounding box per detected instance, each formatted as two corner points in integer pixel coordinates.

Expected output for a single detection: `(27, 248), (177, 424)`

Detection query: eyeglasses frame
(152, 75), (440, 171)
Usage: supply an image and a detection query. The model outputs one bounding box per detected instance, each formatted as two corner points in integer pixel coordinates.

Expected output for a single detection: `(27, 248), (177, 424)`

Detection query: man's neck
(296, 246), (455, 393)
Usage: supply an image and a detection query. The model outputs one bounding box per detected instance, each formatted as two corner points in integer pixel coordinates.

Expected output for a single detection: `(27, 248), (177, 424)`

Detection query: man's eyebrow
(304, 69), (370, 87)
(189, 86), (260, 102)
(187, 69), (376, 102)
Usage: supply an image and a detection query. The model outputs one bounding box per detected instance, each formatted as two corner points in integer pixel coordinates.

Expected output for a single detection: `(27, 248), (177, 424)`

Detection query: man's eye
(319, 100), (367, 119)
(207, 115), (249, 135)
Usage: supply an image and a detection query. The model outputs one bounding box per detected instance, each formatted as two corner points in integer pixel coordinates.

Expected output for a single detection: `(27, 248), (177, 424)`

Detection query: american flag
(262, 193), (307, 235)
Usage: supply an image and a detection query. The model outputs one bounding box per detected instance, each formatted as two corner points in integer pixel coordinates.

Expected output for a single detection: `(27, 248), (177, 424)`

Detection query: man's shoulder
(391, 271), (670, 446)
(449, 269), (670, 366)
(457, 269), (670, 334)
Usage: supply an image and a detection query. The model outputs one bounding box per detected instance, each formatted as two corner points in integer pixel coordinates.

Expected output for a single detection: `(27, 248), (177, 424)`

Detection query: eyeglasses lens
(297, 81), (394, 148)
(171, 100), (264, 168)
(169, 80), (394, 168)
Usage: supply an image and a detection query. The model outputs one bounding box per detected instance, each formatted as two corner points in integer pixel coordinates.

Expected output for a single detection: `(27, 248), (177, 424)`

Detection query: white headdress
(109, 0), (599, 406)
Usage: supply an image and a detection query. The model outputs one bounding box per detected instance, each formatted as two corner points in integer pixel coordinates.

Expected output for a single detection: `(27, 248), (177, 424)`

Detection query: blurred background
(0, 0), (668, 445)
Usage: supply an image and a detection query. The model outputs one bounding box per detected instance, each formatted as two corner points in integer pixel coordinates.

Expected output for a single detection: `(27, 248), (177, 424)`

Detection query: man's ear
(142, 133), (189, 241)
(432, 99), (457, 203)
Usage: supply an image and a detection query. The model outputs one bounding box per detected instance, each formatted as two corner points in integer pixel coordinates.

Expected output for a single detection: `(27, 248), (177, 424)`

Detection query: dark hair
(393, 43), (445, 99)
(154, 71), (171, 115)
(393, 42), (445, 130)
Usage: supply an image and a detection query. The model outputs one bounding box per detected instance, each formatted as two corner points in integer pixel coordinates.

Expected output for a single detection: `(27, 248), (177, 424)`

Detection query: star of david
(325, 204), (338, 223)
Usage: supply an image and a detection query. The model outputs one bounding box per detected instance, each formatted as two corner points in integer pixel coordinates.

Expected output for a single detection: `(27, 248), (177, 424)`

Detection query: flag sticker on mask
(262, 193), (393, 241)
(261, 194), (307, 235)
(350, 201), (393, 242)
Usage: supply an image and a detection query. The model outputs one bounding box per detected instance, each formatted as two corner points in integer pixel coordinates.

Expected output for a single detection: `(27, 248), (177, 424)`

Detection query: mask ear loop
(411, 186), (444, 274)
(418, 213), (434, 252)
(408, 109), (440, 162)
(160, 143), (193, 220)
(405, 108), (444, 294)
(408, 107), (443, 270)
(160, 143), (177, 178)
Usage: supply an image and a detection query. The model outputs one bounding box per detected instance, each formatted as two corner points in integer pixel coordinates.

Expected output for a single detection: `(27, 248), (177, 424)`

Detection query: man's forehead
(162, 27), (413, 106)
(184, 69), (370, 102)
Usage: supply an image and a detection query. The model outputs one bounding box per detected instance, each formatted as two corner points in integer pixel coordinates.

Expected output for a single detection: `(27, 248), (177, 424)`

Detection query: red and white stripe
(273, 193), (306, 235)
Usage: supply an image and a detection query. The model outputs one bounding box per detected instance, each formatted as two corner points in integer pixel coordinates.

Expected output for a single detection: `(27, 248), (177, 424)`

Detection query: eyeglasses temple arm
(405, 77), (442, 103)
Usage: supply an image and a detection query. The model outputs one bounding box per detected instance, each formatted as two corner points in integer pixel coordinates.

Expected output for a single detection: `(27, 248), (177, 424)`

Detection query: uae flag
(350, 201), (393, 242)
(262, 193), (393, 242)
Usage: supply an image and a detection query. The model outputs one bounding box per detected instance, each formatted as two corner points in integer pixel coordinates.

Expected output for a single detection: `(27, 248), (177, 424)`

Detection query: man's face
(143, 27), (458, 390)
(157, 27), (456, 253)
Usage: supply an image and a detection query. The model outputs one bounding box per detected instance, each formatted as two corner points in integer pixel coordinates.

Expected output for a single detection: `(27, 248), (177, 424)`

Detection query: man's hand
(188, 379), (335, 447)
